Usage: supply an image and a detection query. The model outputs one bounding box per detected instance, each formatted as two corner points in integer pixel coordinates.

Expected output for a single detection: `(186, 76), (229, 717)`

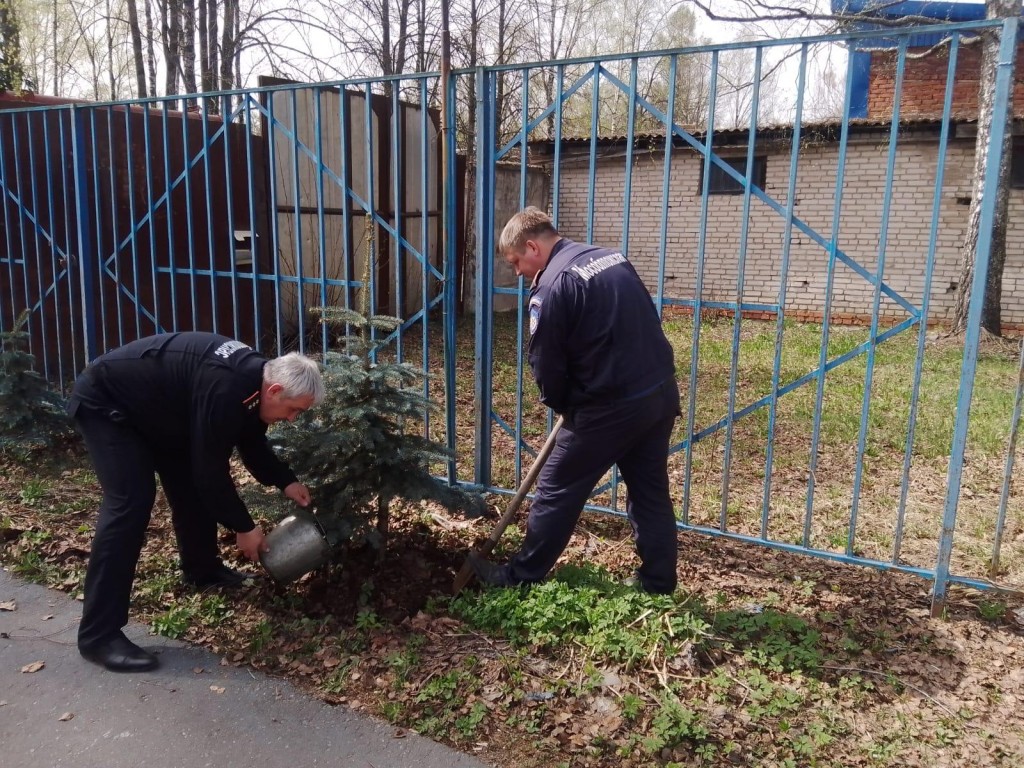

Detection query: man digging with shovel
(468, 207), (680, 594)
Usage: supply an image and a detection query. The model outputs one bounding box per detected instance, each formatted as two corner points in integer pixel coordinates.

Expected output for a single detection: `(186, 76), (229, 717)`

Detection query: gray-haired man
(68, 332), (324, 672)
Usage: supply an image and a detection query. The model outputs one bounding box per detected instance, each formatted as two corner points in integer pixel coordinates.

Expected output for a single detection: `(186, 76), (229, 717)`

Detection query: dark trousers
(74, 409), (220, 650)
(509, 379), (681, 593)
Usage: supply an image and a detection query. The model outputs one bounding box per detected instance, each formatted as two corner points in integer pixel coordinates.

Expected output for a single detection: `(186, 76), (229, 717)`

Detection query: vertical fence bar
(339, 89), (354, 315)
(314, 87), (329, 353)
(850, 40), (907, 554)
(41, 112), (62, 380)
(443, 70), (459, 484)
(514, 68), (530, 484)
(621, 59), (638, 258)
(123, 105), (142, 339)
(475, 67), (495, 487)
(392, 85), (404, 359)
(99, 108), (115, 350)
(721, 46), (763, 532)
(364, 83), (379, 356)
(161, 103), (180, 333)
(11, 114), (33, 340)
(586, 63), (600, 244)
(290, 88), (306, 352)
(933, 17), (1019, 615)
(552, 65), (564, 227)
(201, 98), (219, 336)
(806, 44), (857, 547)
(181, 103), (199, 332)
(221, 95), (241, 340)
(655, 56), (678, 319)
(26, 114), (51, 378)
(761, 44), (808, 539)
(57, 113), (79, 376)
(992, 338), (1024, 576)
(71, 107), (98, 362)
(142, 102), (160, 335)
(242, 97), (260, 347)
(0, 118), (17, 330)
(47, 112), (70, 382)
(610, 57), (642, 514)
(895, 34), (959, 562)
(420, 77), (431, 432)
(265, 94), (284, 354)
(548, 65), (564, 439)
(682, 51), (718, 524)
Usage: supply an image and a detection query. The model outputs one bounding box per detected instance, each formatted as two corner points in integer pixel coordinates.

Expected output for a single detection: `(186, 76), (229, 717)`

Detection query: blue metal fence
(0, 19), (1020, 613)
(473, 18), (1023, 615)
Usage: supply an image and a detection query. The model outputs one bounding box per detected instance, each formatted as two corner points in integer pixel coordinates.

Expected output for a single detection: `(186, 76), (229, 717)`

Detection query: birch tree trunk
(182, 0), (197, 101)
(145, 0), (158, 97)
(161, 0), (181, 96)
(950, 0), (1019, 337)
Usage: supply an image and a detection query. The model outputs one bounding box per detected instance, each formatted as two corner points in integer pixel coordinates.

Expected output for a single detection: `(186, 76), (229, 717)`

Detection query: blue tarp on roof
(830, 2), (1019, 117)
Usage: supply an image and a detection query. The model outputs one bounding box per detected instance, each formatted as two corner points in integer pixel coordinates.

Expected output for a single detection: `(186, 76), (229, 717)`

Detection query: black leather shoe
(184, 563), (253, 590)
(80, 633), (159, 672)
(468, 554), (517, 587)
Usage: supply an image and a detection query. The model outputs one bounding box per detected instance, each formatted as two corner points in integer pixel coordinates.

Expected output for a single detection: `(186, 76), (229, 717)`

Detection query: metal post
(932, 17), (1019, 616)
(473, 67), (494, 488)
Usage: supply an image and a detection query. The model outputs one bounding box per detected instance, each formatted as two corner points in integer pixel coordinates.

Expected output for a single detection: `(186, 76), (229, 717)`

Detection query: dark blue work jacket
(527, 239), (675, 415)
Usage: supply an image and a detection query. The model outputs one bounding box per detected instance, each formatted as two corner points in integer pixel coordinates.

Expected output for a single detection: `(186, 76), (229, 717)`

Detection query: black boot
(468, 554), (517, 587)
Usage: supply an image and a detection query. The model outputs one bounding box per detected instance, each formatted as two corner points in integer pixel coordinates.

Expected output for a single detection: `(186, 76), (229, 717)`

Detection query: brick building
(510, 2), (1024, 327)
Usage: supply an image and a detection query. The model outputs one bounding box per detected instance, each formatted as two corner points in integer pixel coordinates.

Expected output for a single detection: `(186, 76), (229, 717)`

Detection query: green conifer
(0, 313), (71, 451)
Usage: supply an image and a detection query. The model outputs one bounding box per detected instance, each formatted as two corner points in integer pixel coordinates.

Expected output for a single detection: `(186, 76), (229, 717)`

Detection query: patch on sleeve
(529, 297), (543, 335)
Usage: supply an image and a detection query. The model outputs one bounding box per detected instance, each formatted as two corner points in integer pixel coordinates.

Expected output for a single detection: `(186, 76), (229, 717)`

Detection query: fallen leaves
(58, 712), (73, 721)
(209, 685), (226, 694)
(20, 661), (44, 673)
(0, 600), (15, 611)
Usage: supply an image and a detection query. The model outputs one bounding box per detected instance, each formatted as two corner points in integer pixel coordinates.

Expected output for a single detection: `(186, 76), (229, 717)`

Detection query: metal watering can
(259, 512), (332, 584)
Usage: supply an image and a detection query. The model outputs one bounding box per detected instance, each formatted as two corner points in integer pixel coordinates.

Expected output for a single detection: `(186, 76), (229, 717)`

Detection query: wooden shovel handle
(452, 415), (565, 594)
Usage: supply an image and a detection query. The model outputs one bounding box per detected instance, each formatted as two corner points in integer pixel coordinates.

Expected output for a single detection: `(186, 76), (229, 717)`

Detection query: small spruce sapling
(0, 312), (71, 452)
(267, 305), (484, 550)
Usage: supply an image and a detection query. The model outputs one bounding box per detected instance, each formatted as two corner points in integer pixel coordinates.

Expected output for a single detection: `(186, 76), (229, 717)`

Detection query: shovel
(452, 415), (565, 594)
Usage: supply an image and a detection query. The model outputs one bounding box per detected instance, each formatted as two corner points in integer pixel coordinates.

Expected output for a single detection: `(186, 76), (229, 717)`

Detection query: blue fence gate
(1, 18), (1021, 613)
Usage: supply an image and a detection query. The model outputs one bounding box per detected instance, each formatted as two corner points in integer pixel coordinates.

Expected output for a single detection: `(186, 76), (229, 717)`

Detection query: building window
(701, 156), (767, 195)
(1012, 141), (1024, 189)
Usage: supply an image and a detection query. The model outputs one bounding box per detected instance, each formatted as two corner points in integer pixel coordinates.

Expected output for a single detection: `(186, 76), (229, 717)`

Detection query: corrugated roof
(528, 115), (988, 148)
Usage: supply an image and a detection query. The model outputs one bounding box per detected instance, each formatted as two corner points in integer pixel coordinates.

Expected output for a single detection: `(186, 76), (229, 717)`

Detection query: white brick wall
(537, 136), (1024, 327)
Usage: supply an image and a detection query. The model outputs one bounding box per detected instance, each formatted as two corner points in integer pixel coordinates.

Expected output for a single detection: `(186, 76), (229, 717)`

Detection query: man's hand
(236, 527), (269, 561)
(283, 481), (312, 507)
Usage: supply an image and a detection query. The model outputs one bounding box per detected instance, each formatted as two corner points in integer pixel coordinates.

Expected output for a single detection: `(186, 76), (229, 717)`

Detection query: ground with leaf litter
(2, 452), (1024, 768)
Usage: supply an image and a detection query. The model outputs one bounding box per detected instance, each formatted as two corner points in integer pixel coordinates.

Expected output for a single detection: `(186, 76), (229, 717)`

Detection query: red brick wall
(868, 44), (1024, 120)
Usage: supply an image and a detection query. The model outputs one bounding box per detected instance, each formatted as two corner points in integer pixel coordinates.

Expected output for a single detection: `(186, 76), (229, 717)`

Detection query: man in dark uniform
(471, 207), (680, 594)
(67, 332), (324, 672)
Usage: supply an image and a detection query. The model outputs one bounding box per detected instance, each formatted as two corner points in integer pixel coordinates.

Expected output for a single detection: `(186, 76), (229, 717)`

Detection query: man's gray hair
(498, 206), (559, 255)
(264, 352), (325, 405)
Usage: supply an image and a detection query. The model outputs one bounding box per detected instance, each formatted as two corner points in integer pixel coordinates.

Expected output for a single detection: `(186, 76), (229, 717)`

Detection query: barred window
(700, 156), (767, 195)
